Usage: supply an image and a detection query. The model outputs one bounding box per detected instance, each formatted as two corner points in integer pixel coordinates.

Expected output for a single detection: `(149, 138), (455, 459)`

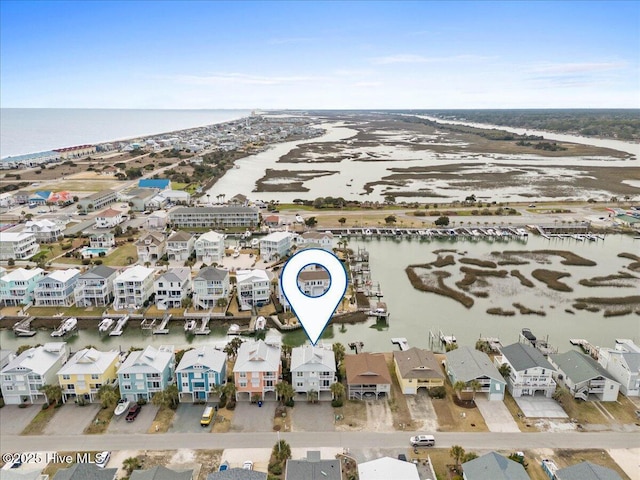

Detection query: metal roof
(462, 452), (530, 480)
(500, 342), (555, 372)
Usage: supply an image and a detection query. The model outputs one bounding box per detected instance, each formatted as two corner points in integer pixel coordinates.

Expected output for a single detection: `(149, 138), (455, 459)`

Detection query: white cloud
(371, 53), (493, 65)
(170, 72), (322, 86)
(530, 62), (627, 75)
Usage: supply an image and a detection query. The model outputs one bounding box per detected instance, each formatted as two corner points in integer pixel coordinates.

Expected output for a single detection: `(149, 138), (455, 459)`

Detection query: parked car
(410, 434), (435, 447)
(95, 451), (111, 468)
(125, 404), (141, 422)
(397, 454), (407, 462)
(242, 460), (254, 470)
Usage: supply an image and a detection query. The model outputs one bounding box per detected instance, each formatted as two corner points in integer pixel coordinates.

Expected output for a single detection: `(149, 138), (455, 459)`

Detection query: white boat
(98, 318), (114, 333)
(227, 323), (240, 335)
(184, 319), (196, 332)
(232, 250), (240, 258)
(51, 317), (78, 337)
(114, 399), (130, 416)
(251, 238), (259, 247)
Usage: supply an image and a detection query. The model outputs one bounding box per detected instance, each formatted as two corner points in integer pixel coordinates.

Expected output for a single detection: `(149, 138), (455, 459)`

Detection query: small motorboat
(184, 320), (196, 332)
(98, 318), (114, 333)
(114, 399), (130, 416)
(227, 324), (240, 335)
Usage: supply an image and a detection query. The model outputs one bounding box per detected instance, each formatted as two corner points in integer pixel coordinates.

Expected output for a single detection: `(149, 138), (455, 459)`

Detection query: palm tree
(449, 445), (466, 471)
(453, 381), (466, 400)
(122, 456), (142, 475)
(151, 384), (179, 410)
(307, 389), (318, 404)
(221, 381), (236, 401)
(332, 343), (346, 367)
(127, 256), (134, 265)
(330, 382), (345, 401)
(97, 384), (119, 409)
(223, 337), (243, 359)
(275, 381), (295, 404)
(469, 380), (482, 401)
(272, 439), (292, 463)
(498, 363), (512, 379)
(39, 384), (62, 406)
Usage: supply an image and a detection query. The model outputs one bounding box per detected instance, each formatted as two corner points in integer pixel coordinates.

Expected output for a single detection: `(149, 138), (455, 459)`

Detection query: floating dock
(349, 341), (364, 354)
(391, 338), (409, 351)
(109, 315), (129, 336)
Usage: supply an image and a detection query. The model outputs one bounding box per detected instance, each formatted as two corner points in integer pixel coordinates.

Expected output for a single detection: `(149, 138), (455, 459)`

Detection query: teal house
(445, 346), (506, 401)
(176, 346), (227, 402)
(117, 345), (175, 402)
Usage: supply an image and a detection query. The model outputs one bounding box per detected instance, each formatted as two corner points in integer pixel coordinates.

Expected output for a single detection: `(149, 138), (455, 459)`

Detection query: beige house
(136, 232), (166, 264)
(394, 347), (445, 394)
(345, 353), (391, 400)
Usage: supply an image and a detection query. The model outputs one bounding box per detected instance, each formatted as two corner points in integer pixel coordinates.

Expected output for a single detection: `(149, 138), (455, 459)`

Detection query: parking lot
(0, 405), (42, 435)
(107, 404), (158, 434)
(230, 401), (276, 432)
(169, 403), (214, 433)
(44, 403), (101, 435)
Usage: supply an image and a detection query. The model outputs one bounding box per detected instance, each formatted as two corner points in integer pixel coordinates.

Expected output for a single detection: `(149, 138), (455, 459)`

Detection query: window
(91, 374), (99, 380)
(62, 374), (70, 380)
(296, 371), (303, 377)
(239, 372), (246, 378)
(123, 385), (131, 390)
(123, 374), (130, 379)
(3, 375), (11, 381)
(296, 382), (303, 388)
(5, 386), (13, 391)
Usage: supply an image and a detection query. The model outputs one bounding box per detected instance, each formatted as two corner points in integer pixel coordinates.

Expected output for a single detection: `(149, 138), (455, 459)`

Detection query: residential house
(57, 348), (120, 403)
(147, 210), (168, 230)
(22, 219), (63, 243)
(52, 463), (117, 480)
(358, 457), (420, 480)
(554, 461), (623, 480)
(127, 188), (159, 212)
(549, 350), (620, 401)
(136, 232), (166, 264)
(285, 451), (341, 480)
(34, 268), (81, 307)
(176, 346), (227, 402)
(53, 144), (96, 159)
(139, 178), (171, 190)
(598, 339), (640, 396)
(48, 191), (73, 205)
(393, 347), (445, 394)
(28, 191), (51, 207)
(113, 265), (156, 310)
(169, 206), (259, 228)
(95, 208), (124, 229)
(194, 231), (225, 264)
(296, 231), (334, 251)
(90, 232), (115, 249)
(0, 267), (45, 306)
(78, 189), (117, 212)
(229, 193), (248, 206)
(192, 267), (230, 310)
(236, 269), (271, 311)
(234, 340), (282, 401)
(0, 349), (14, 371)
(263, 215), (280, 228)
(259, 231), (293, 262)
(462, 452), (529, 480)
(154, 268), (191, 310)
(345, 353), (391, 400)
(0, 232), (39, 260)
(445, 346), (506, 401)
(166, 231), (195, 261)
(1, 342), (68, 404)
(291, 345), (337, 400)
(207, 470), (266, 480)
(131, 466), (193, 480)
(280, 266), (331, 311)
(1, 469), (48, 480)
(148, 189), (191, 208)
(117, 345), (175, 402)
(495, 342), (557, 398)
(74, 265), (118, 307)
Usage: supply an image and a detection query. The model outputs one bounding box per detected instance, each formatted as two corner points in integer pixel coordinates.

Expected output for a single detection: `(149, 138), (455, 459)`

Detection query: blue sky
(1, 1), (638, 108)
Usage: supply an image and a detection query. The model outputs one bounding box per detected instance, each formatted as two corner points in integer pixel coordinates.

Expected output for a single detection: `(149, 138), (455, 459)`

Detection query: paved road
(2, 431), (639, 454)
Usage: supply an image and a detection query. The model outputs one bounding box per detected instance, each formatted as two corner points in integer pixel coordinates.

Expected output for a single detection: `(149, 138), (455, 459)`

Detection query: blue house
(139, 179), (171, 190)
(28, 191), (51, 207)
(117, 345), (175, 402)
(176, 346), (227, 402)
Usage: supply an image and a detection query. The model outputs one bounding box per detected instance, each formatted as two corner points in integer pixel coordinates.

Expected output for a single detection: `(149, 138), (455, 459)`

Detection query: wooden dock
(391, 338), (409, 351)
(109, 315), (130, 336)
(194, 316), (211, 335)
(569, 339), (599, 359)
(349, 341), (364, 354)
(152, 313), (172, 335)
(13, 317), (36, 337)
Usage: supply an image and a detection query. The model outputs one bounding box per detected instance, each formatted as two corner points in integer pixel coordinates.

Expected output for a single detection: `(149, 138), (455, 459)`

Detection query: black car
(125, 404), (141, 422)
(397, 454), (407, 462)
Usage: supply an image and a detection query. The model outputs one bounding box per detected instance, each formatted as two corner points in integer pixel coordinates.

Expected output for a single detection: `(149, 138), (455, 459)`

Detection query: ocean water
(0, 108), (251, 158)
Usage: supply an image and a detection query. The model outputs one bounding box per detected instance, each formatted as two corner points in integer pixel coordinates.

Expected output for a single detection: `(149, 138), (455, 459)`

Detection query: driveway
(107, 404), (158, 434)
(405, 389), (439, 431)
(44, 403), (101, 435)
(230, 401), (276, 432)
(290, 402), (335, 432)
(169, 403), (213, 433)
(514, 396), (568, 418)
(0, 405), (42, 435)
(474, 397), (520, 432)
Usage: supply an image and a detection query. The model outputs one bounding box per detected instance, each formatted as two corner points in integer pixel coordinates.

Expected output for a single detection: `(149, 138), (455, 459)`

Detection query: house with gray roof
(291, 345), (336, 401)
(136, 232), (167, 264)
(496, 342), (557, 398)
(445, 346), (506, 401)
(206, 469), (267, 480)
(555, 461), (623, 480)
(0, 469), (46, 480)
(176, 346), (227, 402)
(549, 350), (620, 401)
(166, 231), (195, 261)
(192, 267), (230, 310)
(130, 465), (194, 480)
(285, 450), (341, 480)
(117, 345), (175, 402)
(194, 231), (226, 264)
(394, 347), (445, 394)
(74, 265), (118, 307)
(598, 339), (640, 396)
(52, 462), (117, 480)
(154, 268), (191, 310)
(462, 451), (529, 480)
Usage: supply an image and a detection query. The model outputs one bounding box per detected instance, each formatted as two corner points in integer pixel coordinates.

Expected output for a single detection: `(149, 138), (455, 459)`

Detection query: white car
(95, 451), (110, 468)
(242, 460), (253, 470)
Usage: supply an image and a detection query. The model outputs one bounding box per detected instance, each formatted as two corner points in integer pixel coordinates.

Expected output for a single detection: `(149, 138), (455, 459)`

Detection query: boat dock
(109, 315), (130, 336)
(534, 223), (603, 241)
(194, 315), (211, 335)
(368, 301), (390, 321)
(153, 313), (172, 335)
(391, 338), (409, 351)
(349, 341), (364, 354)
(478, 336), (503, 353)
(519, 328), (557, 355)
(51, 317), (77, 337)
(569, 339), (599, 359)
(13, 317), (36, 337)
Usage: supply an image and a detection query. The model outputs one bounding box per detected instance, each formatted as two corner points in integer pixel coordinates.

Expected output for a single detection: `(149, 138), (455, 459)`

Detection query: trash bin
(258, 400), (263, 407)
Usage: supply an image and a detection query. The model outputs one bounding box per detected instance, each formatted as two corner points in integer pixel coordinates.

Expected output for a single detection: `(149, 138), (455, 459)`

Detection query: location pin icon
(280, 248), (348, 346)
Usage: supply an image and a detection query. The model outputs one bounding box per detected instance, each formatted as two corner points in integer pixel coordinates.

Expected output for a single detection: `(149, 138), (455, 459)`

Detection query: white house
(194, 231), (225, 264)
(192, 267), (230, 310)
(113, 265), (156, 310)
(90, 232), (115, 249)
(166, 231), (195, 261)
(598, 339), (640, 397)
(154, 268), (191, 310)
(0, 232), (39, 260)
(34, 268), (81, 307)
(1, 342), (69, 405)
(279, 266), (330, 311)
(22, 219), (63, 243)
(237, 269), (271, 311)
(0, 267), (45, 306)
(95, 208), (124, 229)
(259, 231), (293, 262)
(358, 457), (420, 480)
(74, 265), (118, 307)
(296, 231), (334, 251)
(291, 345), (337, 400)
(495, 342), (557, 398)
(549, 350), (620, 401)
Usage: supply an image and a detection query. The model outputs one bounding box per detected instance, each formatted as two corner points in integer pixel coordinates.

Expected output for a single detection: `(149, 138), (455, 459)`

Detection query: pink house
(233, 340), (282, 401)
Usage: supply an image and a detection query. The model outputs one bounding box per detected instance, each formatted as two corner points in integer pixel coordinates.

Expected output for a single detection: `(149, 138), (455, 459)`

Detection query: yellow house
(393, 347), (445, 395)
(57, 348), (120, 403)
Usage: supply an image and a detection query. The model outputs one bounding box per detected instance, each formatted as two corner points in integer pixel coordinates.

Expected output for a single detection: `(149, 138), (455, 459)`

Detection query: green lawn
(102, 243), (138, 266)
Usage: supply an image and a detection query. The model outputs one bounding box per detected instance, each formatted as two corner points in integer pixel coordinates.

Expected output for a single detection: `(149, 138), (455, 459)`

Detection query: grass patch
(579, 272), (637, 287)
(148, 406), (176, 433)
(510, 270), (535, 287)
(211, 406), (234, 433)
(554, 389), (606, 425)
(406, 268), (474, 308)
(531, 269), (573, 292)
(102, 243), (138, 266)
(499, 250), (596, 266)
(21, 404), (58, 435)
(334, 399), (368, 430)
(385, 353), (415, 430)
(459, 257), (497, 268)
(27, 305), (107, 317)
(432, 255), (455, 267)
(502, 391), (539, 432)
(273, 405), (291, 432)
(457, 266), (508, 289)
(431, 369), (488, 432)
(487, 307), (515, 316)
(83, 406), (114, 434)
(513, 302), (546, 316)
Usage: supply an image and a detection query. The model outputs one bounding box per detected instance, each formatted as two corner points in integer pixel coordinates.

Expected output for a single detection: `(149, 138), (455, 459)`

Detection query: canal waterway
(1, 235), (638, 353)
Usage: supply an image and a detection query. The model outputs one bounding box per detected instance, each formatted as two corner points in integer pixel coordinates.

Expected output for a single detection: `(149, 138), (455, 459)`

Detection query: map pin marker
(280, 248), (348, 346)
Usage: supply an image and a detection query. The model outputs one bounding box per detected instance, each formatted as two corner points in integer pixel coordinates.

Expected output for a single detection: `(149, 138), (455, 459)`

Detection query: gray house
(52, 463), (117, 480)
(445, 346), (506, 401)
(130, 466), (194, 480)
(497, 342), (557, 398)
(291, 345), (337, 401)
(74, 265), (118, 307)
(166, 231), (195, 261)
(285, 451), (341, 480)
(549, 350), (620, 401)
(207, 469), (267, 480)
(555, 461), (623, 480)
(462, 452), (529, 480)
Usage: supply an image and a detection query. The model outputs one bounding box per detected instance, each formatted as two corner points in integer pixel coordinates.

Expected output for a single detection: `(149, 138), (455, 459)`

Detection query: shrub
(81, 258), (91, 265)
(61, 243), (73, 250)
(42, 402), (50, 410)
(98, 251), (106, 257)
(226, 397), (236, 410)
(94, 259), (103, 265)
(331, 398), (344, 408)
(428, 386), (446, 399)
(268, 462), (283, 475)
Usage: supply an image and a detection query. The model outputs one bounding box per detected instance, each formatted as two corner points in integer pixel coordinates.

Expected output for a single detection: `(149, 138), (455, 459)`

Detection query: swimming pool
(80, 247), (110, 257)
